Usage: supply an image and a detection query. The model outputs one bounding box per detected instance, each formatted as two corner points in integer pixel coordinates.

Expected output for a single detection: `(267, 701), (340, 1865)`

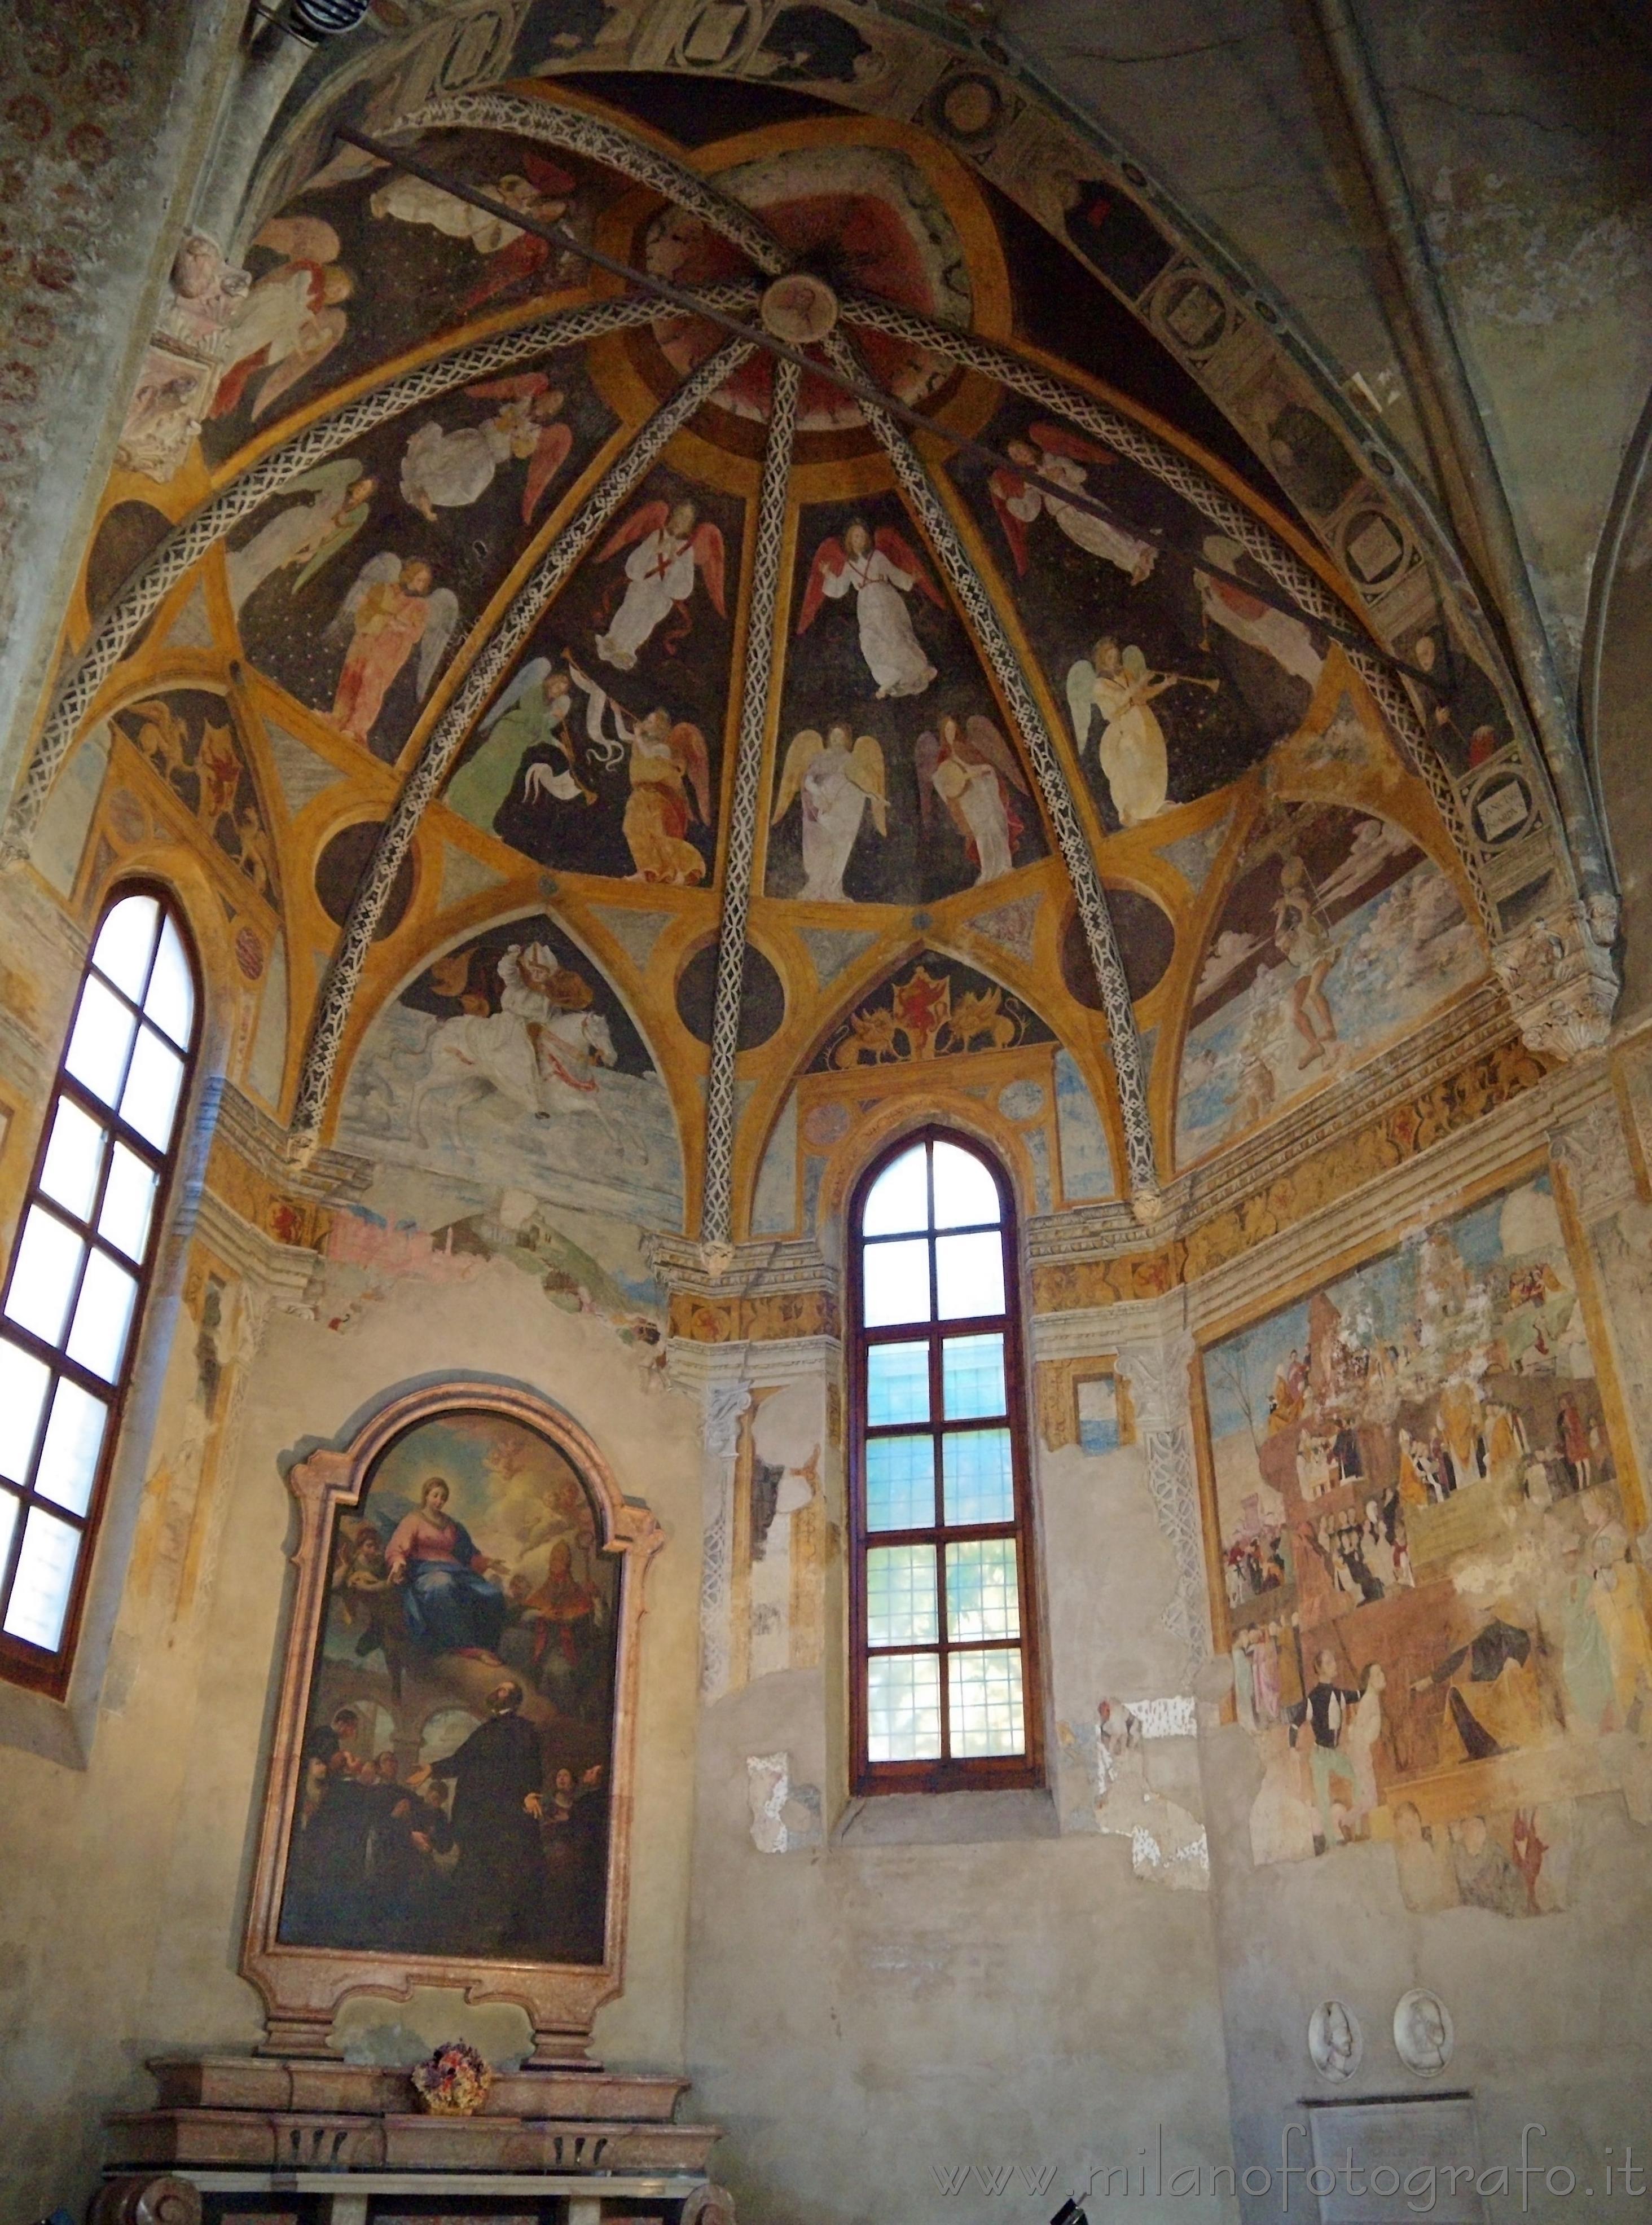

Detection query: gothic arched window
(0, 887), (199, 1693)
(848, 1130), (1042, 1792)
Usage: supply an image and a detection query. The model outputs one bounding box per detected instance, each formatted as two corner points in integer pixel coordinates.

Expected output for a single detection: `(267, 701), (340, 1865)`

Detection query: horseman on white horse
(409, 941), (626, 1146)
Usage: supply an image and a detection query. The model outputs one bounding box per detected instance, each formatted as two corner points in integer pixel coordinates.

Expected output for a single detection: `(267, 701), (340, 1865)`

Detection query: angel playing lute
(915, 713), (1031, 885)
(326, 555), (459, 749)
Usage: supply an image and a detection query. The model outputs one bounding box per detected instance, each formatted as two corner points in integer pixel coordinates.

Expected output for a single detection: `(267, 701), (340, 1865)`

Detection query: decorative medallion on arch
(240, 1379), (663, 2064)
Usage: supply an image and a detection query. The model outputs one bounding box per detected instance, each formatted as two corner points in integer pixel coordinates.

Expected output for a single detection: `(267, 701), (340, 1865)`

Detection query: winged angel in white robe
(592, 499), (726, 669)
(797, 521), (944, 699)
(771, 725), (887, 902)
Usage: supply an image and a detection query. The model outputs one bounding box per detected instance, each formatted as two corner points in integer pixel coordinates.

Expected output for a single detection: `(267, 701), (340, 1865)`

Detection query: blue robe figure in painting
(387, 1474), (509, 1659)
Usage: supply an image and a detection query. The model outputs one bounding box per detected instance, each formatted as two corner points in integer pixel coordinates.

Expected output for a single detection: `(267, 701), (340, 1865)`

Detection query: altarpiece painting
(241, 1384), (661, 2058)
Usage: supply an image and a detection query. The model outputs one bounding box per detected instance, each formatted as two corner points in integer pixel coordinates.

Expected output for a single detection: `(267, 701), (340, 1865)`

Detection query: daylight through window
(849, 1132), (1040, 1791)
(0, 889), (198, 1692)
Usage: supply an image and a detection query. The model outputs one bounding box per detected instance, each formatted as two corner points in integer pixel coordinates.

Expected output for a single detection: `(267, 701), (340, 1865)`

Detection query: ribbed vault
(16, 57), (1607, 1254)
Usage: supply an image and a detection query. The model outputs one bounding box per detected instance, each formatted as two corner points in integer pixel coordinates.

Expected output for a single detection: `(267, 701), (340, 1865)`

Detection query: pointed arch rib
(1, 286), (755, 864)
(818, 326), (1161, 1211)
(289, 331), (755, 1153)
(701, 354), (801, 1258)
(839, 293), (1497, 940)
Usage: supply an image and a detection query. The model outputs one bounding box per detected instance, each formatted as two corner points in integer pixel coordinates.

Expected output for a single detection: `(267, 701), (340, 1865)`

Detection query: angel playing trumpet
(1067, 636), (1219, 827)
(797, 519), (943, 699)
(771, 724), (887, 903)
(569, 666), (712, 886)
(988, 421), (1155, 584)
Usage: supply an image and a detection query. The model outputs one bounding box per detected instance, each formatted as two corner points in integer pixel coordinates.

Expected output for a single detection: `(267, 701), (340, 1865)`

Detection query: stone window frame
(846, 1124), (1045, 1796)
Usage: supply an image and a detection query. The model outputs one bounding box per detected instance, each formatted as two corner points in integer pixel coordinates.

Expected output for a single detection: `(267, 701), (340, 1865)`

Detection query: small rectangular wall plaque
(1306, 2097), (1484, 2224)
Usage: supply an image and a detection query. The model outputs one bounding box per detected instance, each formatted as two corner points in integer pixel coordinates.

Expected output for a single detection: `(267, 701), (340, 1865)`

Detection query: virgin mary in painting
(388, 1474), (508, 1659)
(276, 1410), (622, 1964)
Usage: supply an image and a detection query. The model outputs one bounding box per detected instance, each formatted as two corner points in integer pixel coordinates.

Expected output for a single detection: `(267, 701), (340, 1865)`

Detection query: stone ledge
(831, 1786), (1059, 1847)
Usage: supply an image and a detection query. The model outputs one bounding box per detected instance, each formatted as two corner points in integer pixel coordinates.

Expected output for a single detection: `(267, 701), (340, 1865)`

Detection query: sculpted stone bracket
(239, 1379), (662, 2064)
(1492, 896), (1620, 1063)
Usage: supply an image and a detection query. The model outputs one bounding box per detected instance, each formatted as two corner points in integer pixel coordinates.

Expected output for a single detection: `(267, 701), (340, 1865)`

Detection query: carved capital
(1115, 1335), (1196, 1435)
(703, 1380), (753, 1458)
(1492, 898), (1618, 1062)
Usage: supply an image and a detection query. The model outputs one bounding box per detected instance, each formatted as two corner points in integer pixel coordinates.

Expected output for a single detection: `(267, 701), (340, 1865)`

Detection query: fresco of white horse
(405, 941), (635, 1151)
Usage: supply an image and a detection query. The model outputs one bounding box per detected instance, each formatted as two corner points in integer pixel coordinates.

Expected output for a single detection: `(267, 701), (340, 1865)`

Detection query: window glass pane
(932, 1140), (1000, 1229)
(862, 1237), (931, 1329)
(943, 1428), (1016, 1526)
(942, 1333), (1005, 1420)
(867, 1340), (929, 1426)
(144, 912), (194, 1046)
(65, 1251), (138, 1383)
(865, 1436), (935, 1532)
(862, 1145), (929, 1237)
(945, 1537), (1020, 1640)
(64, 977), (138, 1109)
(98, 1145), (158, 1261)
(4, 1207), (85, 1347)
(865, 1544), (938, 1645)
(935, 1230), (1005, 1320)
(947, 1647), (1025, 1757)
(91, 893), (159, 1002)
(34, 1380), (107, 1518)
(3, 1505), (80, 1651)
(38, 1098), (107, 1224)
(119, 1027), (186, 1150)
(0, 1340), (51, 1485)
(867, 1651), (942, 1761)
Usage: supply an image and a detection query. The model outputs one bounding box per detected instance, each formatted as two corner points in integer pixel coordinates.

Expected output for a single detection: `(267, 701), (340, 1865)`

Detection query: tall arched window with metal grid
(848, 1129), (1042, 1793)
(0, 886), (199, 1694)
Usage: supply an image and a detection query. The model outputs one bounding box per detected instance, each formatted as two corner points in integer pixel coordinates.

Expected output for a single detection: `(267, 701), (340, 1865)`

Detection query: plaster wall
(1007, 0), (1652, 680)
(0, 0), (243, 806)
(684, 1388), (1238, 2225)
(1203, 1721), (1652, 2225)
(0, 1247), (705, 2219)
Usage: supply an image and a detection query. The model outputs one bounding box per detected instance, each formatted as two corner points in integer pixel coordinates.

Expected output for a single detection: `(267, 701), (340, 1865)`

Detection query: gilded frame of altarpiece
(240, 1380), (663, 2063)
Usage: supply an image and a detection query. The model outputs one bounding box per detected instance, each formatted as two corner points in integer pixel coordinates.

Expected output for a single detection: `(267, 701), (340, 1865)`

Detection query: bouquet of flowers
(409, 2039), (493, 2116)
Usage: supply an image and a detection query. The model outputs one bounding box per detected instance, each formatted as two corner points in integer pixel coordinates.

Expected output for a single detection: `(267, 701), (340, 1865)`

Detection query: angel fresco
(399, 375), (573, 527)
(210, 218), (353, 423)
(226, 460), (379, 614)
(572, 667), (711, 885)
(367, 153), (583, 311)
(592, 499), (726, 671)
(327, 555), (459, 749)
(446, 658), (595, 832)
(1195, 535), (1325, 689)
(1067, 635), (1219, 827)
(771, 725), (887, 903)
(988, 422), (1155, 585)
(797, 519), (942, 699)
(915, 713), (1030, 886)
